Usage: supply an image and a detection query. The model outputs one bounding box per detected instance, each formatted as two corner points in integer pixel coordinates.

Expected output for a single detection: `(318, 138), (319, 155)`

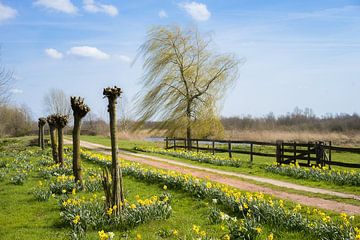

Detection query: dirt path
(66, 139), (360, 215)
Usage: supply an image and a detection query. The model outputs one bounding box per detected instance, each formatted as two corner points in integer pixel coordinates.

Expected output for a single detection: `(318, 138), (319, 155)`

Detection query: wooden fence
(164, 137), (360, 169)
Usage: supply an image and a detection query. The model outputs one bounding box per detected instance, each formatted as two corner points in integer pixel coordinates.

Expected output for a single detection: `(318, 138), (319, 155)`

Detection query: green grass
(76, 135), (360, 196)
(2, 137), (354, 239)
(71, 135), (161, 151)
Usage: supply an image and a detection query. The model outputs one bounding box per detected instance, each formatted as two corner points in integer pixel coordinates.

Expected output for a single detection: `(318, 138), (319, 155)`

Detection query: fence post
(184, 139), (187, 150)
(250, 143), (253, 163)
(307, 142), (311, 166)
(281, 141), (284, 163)
(174, 138), (176, 150)
(165, 137), (168, 149)
(293, 141), (296, 164)
(321, 142), (325, 167)
(315, 141), (324, 167)
(276, 140), (283, 165)
(328, 141), (332, 170)
(212, 141), (215, 155)
(196, 140), (199, 153)
(228, 141), (232, 158)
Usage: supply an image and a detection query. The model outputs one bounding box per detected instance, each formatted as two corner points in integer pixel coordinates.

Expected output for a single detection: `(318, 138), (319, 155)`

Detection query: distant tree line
(2, 105), (360, 138)
(221, 107), (360, 132)
(0, 104), (34, 137)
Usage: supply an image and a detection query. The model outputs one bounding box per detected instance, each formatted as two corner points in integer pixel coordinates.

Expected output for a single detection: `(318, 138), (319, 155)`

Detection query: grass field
(75, 135), (360, 196)
(1, 137), (359, 239)
(0, 138), (229, 239)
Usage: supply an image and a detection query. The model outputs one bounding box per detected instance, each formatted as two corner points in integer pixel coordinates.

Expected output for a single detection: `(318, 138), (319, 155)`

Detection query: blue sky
(0, 0), (359, 119)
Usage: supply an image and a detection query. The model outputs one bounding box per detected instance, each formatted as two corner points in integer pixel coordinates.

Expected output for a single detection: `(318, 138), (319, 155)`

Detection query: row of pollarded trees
(38, 86), (124, 214)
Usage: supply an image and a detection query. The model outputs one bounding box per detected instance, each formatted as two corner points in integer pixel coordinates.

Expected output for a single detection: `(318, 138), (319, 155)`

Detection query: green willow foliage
(134, 25), (242, 139)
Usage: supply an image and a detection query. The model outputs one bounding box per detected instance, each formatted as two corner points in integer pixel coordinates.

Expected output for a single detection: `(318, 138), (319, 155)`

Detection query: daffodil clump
(266, 162), (360, 186)
(98, 230), (115, 240)
(32, 180), (52, 201)
(81, 150), (359, 240)
(192, 224), (212, 239)
(134, 146), (242, 167)
(44, 173), (102, 196)
(60, 194), (172, 239)
(7, 153), (34, 185)
(156, 228), (179, 238)
(49, 174), (80, 194)
(10, 169), (29, 185)
(38, 161), (73, 179)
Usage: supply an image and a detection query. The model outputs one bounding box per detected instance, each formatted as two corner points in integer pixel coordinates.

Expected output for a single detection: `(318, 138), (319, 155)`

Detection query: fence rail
(164, 137), (360, 169)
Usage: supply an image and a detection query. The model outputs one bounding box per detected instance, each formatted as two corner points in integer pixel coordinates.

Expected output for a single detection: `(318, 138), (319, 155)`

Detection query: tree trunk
(49, 126), (58, 163)
(109, 99), (124, 212)
(58, 127), (64, 168)
(40, 125), (45, 150)
(72, 115), (82, 184)
(186, 125), (192, 150)
(186, 102), (192, 150)
(38, 126), (41, 147)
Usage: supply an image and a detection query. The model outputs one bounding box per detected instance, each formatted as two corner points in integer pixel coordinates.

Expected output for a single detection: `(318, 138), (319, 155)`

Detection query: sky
(0, 0), (359, 119)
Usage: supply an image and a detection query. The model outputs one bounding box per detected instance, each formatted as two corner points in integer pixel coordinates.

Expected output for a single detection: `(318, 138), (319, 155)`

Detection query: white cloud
(180, 2), (210, 21)
(114, 54), (131, 63)
(67, 46), (110, 60)
(10, 89), (23, 94)
(34, 0), (78, 14)
(0, 2), (17, 23)
(45, 48), (63, 59)
(83, 0), (118, 16)
(158, 10), (167, 18)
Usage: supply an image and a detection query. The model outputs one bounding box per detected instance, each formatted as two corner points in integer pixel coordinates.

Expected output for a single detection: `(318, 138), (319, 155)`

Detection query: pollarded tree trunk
(54, 114), (68, 168)
(71, 96), (90, 185)
(49, 126), (57, 162)
(38, 118), (47, 150)
(47, 115), (58, 163)
(41, 124), (45, 149)
(58, 125), (64, 167)
(103, 86), (124, 214)
(38, 124), (41, 147)
(186, 102), (192, 151)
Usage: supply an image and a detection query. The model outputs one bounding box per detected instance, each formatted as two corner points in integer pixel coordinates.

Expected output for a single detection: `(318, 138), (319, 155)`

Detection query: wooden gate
(276, 141), (331, 167)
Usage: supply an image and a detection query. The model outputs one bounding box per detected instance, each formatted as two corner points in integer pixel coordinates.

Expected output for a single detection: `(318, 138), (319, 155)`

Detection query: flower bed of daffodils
(134, 146), (242, 167)
(61, 193), (172, 239)
(265, 162), (360, 186)
(28, 151), (172, 240)
(81, 150), (359, 240)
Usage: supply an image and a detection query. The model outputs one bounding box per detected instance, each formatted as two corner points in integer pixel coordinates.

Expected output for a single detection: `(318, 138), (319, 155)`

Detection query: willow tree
(135, 25), (241, 149)
(47, 115), (58, 163)
(54, 114), (68, 168)
(71, 96), (90, 184)
(38, 118), (46, 149)
(103, 86), (124, 213)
